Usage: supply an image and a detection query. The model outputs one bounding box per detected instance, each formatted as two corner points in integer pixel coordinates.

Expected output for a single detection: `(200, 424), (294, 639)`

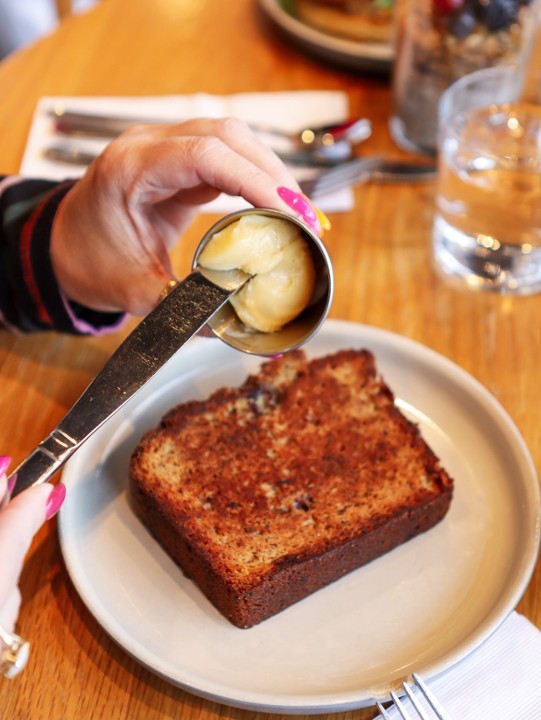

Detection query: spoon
(252, 118), (372, 160)
(7, 209), (333, 497)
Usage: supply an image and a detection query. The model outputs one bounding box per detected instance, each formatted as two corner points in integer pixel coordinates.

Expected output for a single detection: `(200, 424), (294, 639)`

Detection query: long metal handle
(8, 271), (242, 497)
(52, 109), (159, 138)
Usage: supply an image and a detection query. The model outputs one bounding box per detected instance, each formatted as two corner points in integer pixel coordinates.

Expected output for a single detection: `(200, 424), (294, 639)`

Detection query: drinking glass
(433, 65), (541, 294)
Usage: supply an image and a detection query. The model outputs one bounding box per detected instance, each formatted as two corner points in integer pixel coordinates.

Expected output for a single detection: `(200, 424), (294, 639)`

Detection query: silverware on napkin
(43, 142), (435, 192)
(49, 108), (372, 145)
(43, 139), (360, 168)
(48, 109), (372, 165)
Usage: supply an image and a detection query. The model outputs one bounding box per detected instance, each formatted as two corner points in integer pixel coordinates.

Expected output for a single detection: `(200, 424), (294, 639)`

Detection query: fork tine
(298, 156), (384, 198)
(390, 690), (415, 720)
(402, 682), (433, 720)
(311, 156), (383, 187)
(376, 676), (452, 720)
(297, 155), (435, 198)
(376, 701), (394, 719)
(376, 692), (418, 720)
(412, 674), (453, 720)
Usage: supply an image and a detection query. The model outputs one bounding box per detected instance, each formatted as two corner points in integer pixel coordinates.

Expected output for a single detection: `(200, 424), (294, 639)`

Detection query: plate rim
(58, 319), (541, 714)
(257, 0), (393, 69)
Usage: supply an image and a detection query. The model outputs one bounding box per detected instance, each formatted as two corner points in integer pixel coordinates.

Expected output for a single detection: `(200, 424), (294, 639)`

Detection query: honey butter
(197, 215), (316, 333)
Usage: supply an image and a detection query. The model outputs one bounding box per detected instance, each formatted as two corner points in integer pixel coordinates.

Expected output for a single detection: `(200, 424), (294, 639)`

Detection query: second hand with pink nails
(0, 454), (66, 518)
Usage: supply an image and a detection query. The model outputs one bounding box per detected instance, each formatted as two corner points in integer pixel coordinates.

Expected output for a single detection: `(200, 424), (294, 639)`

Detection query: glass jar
(390, 0), (539, 155)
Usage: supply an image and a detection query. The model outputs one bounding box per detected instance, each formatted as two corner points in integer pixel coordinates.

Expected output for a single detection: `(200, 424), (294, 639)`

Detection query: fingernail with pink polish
(277, 187), (322, 234)
(45, 483), (66, 520)
(0, 455), (11, 476)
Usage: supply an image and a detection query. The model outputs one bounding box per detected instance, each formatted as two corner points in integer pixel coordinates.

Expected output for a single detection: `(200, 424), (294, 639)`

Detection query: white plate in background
(257, 0), (393, 74)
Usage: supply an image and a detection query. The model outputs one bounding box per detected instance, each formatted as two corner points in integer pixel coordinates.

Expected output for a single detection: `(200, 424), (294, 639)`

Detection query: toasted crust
(129, 349), (453, 627)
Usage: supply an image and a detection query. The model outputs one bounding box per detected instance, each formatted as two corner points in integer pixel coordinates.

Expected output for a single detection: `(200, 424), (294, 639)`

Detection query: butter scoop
(197, 214), (316, 333)
(193, 209), (333, 356)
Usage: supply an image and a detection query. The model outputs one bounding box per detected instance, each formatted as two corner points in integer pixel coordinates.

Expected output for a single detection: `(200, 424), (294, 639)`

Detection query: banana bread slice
(129, 348), (453, 628)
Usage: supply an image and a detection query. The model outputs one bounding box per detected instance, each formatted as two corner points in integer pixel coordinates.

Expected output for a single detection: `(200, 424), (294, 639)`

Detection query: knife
(7, 268), (249, 498)
(50, 108), (163, 138)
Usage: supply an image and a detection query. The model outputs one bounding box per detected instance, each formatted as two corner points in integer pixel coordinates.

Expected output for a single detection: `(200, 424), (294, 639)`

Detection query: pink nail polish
(45, 483), (66, 520)
(0, 455), (11, 476)
(277, 187), (322, 234)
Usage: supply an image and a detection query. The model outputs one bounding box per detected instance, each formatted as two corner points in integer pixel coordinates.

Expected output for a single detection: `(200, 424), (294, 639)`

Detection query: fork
(298, 156), (436, 199)
(376, 673), (452, 720)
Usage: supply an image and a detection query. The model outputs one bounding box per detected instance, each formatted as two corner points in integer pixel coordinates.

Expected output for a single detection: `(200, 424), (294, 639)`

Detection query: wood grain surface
(0, 1), (539, 718)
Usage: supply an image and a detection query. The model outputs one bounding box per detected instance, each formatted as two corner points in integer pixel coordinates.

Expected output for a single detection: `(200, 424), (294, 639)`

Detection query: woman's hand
(0, 457), (65, 677)
(51, 117), (321, 317)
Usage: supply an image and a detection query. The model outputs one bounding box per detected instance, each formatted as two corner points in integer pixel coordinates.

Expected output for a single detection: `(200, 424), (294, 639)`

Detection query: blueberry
(475, 0), (519, 30)
(247, 385), (281, 415)
(449, 2), (477, 35)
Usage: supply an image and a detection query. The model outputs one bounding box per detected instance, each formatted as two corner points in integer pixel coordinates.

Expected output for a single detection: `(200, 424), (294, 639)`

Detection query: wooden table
(0, 1), (539, 718)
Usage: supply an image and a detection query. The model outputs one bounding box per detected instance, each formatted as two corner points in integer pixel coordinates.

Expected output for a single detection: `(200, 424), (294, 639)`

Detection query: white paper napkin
(374, 611), (541, 719)
(20, 92), (354, 213)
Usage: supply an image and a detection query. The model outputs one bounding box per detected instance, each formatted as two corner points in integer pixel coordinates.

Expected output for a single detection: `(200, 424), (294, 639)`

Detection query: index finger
(125, 133), (302, 218)
(129, 117), (298, 189)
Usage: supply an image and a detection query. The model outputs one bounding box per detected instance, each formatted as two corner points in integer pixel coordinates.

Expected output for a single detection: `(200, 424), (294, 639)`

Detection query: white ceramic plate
(59, 320), (540, 714)
(257, 0), (393, 74)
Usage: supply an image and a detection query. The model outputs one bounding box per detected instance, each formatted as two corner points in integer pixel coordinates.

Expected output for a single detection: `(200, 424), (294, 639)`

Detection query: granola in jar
(390, 0), (536, 154)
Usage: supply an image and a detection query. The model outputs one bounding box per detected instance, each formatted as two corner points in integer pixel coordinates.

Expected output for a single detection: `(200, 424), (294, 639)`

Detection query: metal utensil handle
(8, 271), (236, 496)
(52, 109), (157, 138)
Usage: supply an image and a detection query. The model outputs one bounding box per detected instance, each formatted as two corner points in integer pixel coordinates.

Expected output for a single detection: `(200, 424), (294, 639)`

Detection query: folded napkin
(20, 92), (354, 213)
(374, 611), (541, 719)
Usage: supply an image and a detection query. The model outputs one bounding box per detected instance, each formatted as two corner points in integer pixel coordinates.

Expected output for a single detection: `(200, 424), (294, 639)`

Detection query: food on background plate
(197, 214), (316, 333)
(288, 0), (395, 43)
(129, 348), (453, 628)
